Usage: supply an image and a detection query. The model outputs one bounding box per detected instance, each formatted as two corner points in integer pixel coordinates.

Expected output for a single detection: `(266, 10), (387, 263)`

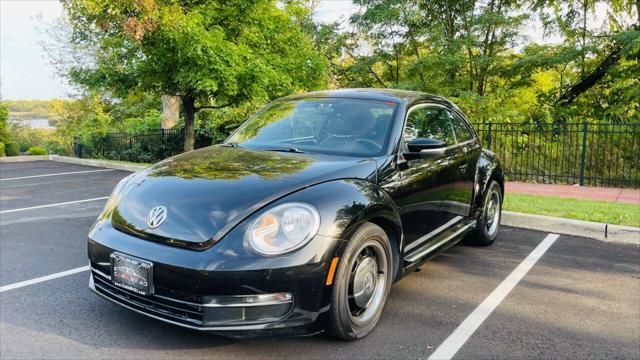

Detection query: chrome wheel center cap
(353, 257), (378, 308)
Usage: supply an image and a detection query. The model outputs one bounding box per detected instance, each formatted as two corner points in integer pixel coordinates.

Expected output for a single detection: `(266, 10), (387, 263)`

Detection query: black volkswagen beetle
(88, 89), (504, 340)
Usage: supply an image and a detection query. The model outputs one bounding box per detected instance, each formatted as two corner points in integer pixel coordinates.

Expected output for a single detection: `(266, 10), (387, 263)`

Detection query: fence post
(579, 122), (588, 186)
(486, 121), (493, 149)
(73, 137), (82, 158)
(129, 137), (133, 162)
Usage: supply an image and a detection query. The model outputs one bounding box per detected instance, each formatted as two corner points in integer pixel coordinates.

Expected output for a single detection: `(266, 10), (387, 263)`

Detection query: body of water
(8, 117), (54, 129)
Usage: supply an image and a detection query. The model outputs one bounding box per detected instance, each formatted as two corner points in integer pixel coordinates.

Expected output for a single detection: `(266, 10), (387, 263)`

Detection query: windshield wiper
(220, 142), (242, 148)
(263, 147), (307, 154)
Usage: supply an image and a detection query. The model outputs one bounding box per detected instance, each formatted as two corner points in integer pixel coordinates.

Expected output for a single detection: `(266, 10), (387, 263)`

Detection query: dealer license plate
(110, 252), (153, 295)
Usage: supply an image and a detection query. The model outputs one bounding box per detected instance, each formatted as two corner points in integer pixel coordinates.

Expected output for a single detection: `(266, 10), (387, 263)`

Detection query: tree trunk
(161, 95), (180, 129)
(181, 94), (196, 152)
(580, 0), (588, 77)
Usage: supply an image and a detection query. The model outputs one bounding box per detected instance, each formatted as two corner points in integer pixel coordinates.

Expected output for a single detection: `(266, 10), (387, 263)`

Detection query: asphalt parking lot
(1, 160), (639, 359)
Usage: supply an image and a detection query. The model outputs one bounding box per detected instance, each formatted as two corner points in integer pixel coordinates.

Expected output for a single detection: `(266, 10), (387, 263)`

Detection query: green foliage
(4, 141), (20, 156)
(47, 0), (639, 166)
(326, 0), (640, 125)
(62, 0), (330, 150)
(0, 102), (9, 144)
(27, 146), (47, 155)
(52, 94), (114, 140)
(123, 110), (162, 134)
(9, 124), (72, 156)
(3, 99), (64, 119)
(0, 142), (5, 157)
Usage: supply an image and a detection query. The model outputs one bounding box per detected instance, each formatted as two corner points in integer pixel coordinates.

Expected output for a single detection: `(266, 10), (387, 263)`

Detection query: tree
(528, 0), (640, 120)
(346, 0), (527, 95)
(62, 0), (329, 151)
(0, 102), (9, 144)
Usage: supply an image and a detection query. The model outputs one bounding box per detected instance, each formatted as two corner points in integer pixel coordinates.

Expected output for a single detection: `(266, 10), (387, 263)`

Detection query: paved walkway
(506, 182), (640, 205)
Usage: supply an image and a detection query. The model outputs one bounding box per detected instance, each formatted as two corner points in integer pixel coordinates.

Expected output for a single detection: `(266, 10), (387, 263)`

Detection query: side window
(403, 106), (455, 146)
(448, 110), (474, 143)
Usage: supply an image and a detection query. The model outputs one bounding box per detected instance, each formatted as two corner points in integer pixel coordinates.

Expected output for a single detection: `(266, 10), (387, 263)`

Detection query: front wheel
(469, 180), (502, 246)
(326, 222), (393, 340)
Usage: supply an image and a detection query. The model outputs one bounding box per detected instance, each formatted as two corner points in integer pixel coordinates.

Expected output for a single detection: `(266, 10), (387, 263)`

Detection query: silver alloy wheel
(485, 188), (501, 237)
(347, 240), (388, 326)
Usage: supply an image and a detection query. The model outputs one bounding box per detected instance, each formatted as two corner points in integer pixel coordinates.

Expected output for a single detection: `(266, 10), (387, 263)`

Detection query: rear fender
(471, 149), (504, 218)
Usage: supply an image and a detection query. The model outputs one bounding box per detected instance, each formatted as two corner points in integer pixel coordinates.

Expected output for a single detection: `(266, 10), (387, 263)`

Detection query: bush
(7, 124), (71, 155)
(27, 146), (47, 155)
(45, 138), (72, 156)
(0, 142), (5, 157)
(5, 141), (20, 156)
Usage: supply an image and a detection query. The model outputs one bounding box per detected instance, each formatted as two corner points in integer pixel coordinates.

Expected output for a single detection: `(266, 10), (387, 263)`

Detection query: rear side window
(448, 110), (474, 143)
(403, 106), (456, 146)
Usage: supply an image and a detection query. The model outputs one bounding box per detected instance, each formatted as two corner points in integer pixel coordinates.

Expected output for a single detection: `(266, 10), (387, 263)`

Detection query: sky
(0, 0), (590, 101)
(1, 0), (67, 100)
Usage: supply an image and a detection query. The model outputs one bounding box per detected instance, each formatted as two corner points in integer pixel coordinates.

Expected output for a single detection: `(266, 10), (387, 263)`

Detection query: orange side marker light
(325, 257), (340, 286)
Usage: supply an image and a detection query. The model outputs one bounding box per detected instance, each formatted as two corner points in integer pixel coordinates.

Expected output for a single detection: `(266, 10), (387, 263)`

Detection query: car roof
(281, 88), (450, 105)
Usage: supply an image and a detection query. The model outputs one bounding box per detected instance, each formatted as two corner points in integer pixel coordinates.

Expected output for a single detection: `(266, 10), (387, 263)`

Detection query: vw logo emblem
(147, 206), (167, 228)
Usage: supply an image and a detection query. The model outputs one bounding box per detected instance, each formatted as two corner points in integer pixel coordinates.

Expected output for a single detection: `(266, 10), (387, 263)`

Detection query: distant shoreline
(8, 117), (54, 129)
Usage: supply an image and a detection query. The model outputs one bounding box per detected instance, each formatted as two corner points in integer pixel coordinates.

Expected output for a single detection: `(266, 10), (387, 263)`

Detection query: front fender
(278, 179), (403, 280)
(472, 149), (504, 217)
(274, 179), (402, 245)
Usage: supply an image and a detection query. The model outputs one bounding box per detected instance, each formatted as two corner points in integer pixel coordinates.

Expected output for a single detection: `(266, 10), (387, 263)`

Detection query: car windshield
(226, 98), (398, 157)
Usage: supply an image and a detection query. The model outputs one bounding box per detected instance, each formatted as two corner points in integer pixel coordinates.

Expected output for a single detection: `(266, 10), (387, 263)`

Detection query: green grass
(504, 193), (640, 227)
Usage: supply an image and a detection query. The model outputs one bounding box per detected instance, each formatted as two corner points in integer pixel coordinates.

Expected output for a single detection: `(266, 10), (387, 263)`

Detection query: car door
(395, 104), (469, 253)
(448, 109), (481, 215)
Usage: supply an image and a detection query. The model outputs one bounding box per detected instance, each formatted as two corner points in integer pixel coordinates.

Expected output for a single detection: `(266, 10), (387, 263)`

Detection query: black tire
(326, 222), (393, 340)
(469, 180), (502, 246)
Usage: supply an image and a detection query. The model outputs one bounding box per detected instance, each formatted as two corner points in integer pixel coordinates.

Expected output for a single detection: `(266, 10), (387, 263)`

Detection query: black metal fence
(474, 122), (640, 188)
(73, 129), (212, 164)
(74, 123), (640, 188)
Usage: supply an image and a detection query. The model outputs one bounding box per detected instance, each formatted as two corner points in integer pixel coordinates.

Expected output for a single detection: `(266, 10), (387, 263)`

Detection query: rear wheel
(469, 180), (502, 246)
(327, 222), (392, 340)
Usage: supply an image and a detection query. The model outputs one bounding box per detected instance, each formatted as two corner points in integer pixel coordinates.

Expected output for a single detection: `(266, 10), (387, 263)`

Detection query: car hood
(111, 145), (377, 249)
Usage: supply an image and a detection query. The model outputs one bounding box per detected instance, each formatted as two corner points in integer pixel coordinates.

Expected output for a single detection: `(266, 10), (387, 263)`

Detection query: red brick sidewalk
(506, 182), (640, 205)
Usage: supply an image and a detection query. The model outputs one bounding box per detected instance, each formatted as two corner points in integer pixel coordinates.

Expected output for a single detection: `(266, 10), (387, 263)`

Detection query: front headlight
(246, 202), (320, 255)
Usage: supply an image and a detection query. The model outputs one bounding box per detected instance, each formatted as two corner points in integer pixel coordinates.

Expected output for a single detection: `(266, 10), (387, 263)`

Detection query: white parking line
(1, 169), (114, 181)
(0, 197), (109, 214)
(0, 266), (90, 293)
(428, 233), (560, 360)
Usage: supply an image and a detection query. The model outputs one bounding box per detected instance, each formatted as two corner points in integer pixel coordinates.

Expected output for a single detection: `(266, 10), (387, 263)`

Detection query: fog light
(200, 293), (294, 325)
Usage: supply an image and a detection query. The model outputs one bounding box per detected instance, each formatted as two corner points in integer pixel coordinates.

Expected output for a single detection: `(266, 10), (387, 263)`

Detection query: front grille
(92, 268), (204, 327)
(90, 267), (294, 329)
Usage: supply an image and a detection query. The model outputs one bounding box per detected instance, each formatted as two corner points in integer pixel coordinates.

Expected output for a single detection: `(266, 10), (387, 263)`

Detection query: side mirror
(402, 138), (447, 160)
(406, 138), (446, 152)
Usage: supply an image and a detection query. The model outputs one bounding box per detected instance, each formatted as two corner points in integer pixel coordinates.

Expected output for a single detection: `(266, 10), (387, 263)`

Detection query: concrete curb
(49, 156), (148, 172)
(502, 211), (640, 245)
(1, 155), (149, 172)
(0, 155), (52, 162)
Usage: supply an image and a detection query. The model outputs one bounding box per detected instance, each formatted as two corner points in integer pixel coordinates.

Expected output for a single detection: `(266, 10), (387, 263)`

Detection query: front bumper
(89, 268), (300, 331)
(88, 220), (340, 335)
